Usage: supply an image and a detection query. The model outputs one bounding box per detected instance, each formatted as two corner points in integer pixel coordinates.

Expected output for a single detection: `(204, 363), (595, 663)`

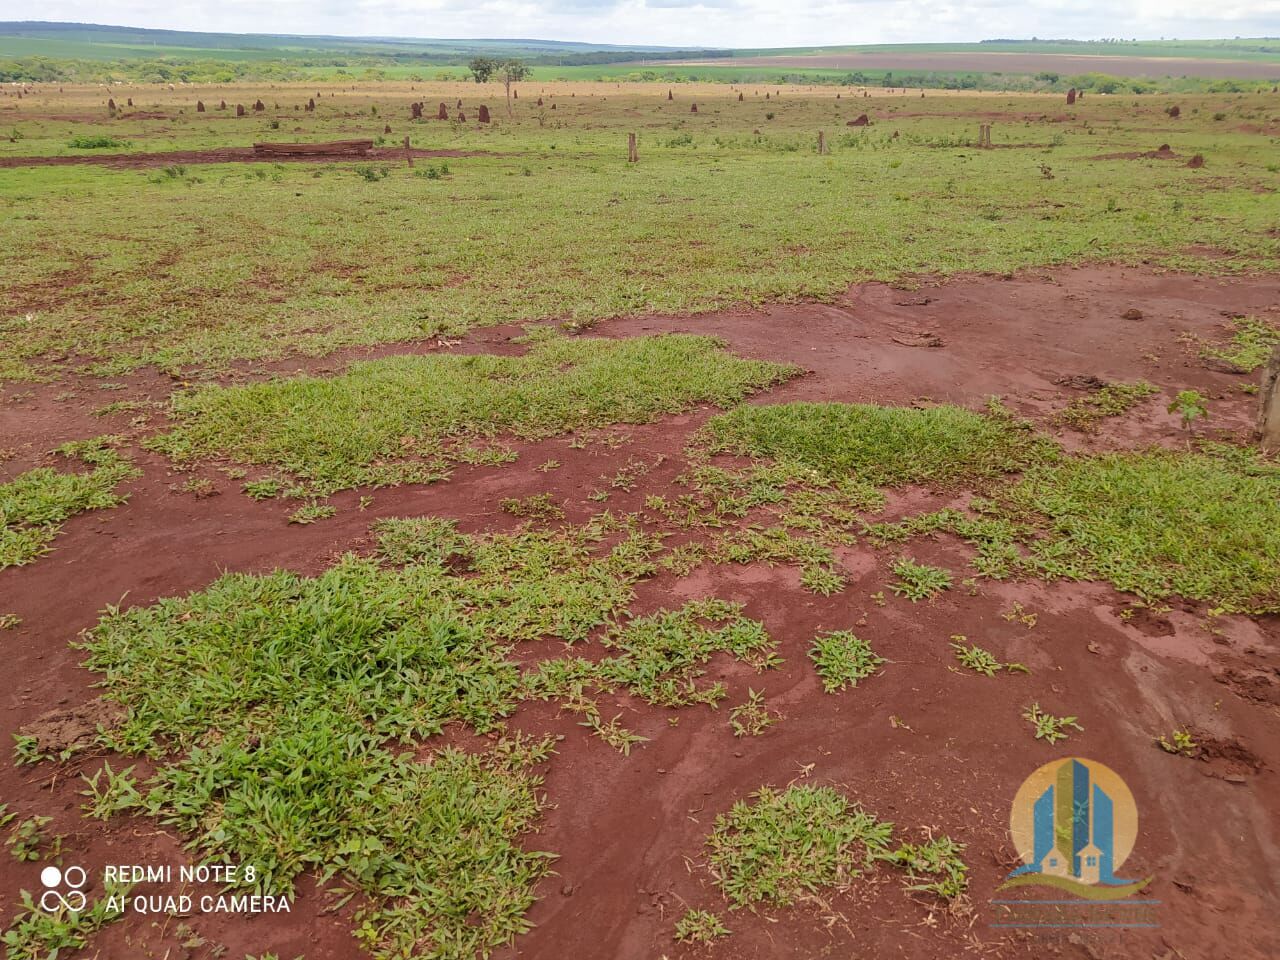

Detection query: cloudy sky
(28, 0), (1280, 48)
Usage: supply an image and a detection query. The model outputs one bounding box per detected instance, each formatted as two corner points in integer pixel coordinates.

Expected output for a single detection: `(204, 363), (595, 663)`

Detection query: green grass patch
(5, 89), (1278, 381)
(705, 784), (966, 908)
(61, 511), (783, 955)
(673, 909), (729, 944)
(523, 599), (781, 750)
(0, 437), (138, 569)
(287, 503), (336, 524)
(1200, 315), (1280, 372)
(728, 689), (778, 737)
(1010, 448), (1280, 612)
(1057, 380), (1159, 431)
(151, 333), (795, 496)
(1022, 702), (1082, 744)
(702, 401), (1052, 487)
(808, 630), (884, 693)
(2, 881), (131, 960)
(889, 557), (953, 601)
(866, 446), (1280, 613)
(949, 636), (1028, 676)
(70, 515), (676, 957)
(65, 135), (130, 149)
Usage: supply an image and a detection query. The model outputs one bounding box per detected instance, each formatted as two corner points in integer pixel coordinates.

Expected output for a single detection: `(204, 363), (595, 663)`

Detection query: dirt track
(0, 146), (483, 169)
(2, 265), (1279, 960)
(676, 51), (1280, 79)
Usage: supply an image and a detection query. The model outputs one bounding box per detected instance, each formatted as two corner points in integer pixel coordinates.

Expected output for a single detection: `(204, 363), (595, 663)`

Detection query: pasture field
(1, 77), (1279, 960)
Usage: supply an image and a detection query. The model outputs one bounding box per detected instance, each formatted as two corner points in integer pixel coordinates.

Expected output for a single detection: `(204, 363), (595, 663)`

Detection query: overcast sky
(27, 0), (1280, 49)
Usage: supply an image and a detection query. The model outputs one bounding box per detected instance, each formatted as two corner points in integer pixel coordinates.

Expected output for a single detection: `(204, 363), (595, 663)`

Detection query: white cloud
(24, 0), (1280, 48)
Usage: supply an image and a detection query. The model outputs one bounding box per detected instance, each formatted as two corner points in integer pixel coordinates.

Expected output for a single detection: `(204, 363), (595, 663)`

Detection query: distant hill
(0, 21), (699, 57)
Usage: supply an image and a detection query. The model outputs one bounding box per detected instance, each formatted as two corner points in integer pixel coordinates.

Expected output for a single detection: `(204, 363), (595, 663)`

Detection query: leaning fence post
(1261, 343), (1280, 452)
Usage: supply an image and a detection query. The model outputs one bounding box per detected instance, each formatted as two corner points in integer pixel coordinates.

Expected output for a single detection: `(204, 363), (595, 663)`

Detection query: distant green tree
(468, 56), (497, 83)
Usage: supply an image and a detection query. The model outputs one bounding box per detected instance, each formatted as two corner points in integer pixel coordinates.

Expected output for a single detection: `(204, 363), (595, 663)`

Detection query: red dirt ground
(0, 147), (482, 170)
(2, 265), (1279, 960)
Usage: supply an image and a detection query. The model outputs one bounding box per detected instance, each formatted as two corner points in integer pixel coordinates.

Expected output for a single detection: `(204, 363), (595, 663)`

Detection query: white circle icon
(37, 864), (87, 913)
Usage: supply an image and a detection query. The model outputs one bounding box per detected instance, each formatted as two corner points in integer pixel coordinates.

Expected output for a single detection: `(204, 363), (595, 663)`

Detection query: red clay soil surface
(0, 146), (483, 169)
(675, 50), (1280, 80)
(2, 265), (1280, 960)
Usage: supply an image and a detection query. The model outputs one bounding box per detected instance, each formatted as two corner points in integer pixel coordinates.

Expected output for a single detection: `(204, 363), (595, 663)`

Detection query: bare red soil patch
(0, 146), (483, 169)
(2, 265), (1279, 960)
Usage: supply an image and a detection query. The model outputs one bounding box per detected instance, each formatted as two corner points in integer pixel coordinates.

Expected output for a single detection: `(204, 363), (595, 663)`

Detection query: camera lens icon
(39, 864), (87, 913)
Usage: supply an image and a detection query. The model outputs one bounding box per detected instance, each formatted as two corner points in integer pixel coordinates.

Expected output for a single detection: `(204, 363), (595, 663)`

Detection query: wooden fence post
(1261, 344), (1280, 451)
(817, 130), (826, 154)
(627, 132), (638, 163)
(404, 136), (413, 168)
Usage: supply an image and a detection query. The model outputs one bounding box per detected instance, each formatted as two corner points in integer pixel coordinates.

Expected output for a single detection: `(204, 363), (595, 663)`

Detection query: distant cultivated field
(677, 51), (1280, 79)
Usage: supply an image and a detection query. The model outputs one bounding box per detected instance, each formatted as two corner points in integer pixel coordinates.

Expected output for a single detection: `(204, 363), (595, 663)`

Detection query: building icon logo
(1000, 757), (1151, 901)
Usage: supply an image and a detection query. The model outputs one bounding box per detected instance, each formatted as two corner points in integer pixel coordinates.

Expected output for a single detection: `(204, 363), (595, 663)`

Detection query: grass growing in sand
(1056, 380), (1159, 431)
(150, 333), (795, 495)
(2, 881), (132, 960)
(702, 401), (1054, 486)
(46, 511), (784, 957)
(950, 637), (1028, 677)
(705, 784), (967, 908)
(867, 446), (1280, 613)
(0, 437), (138, 569)
(674, 909), (730, 944)
(1199, 315), (1280, 372)
(808, 630), (884, 692)
(1009, 448), (1280, 612)
(889, 556), (953, 601)
(1022, 702), (1083, 744)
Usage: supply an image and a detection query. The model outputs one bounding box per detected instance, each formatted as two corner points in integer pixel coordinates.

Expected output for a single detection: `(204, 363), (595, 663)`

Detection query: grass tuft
(674, 909), (730, 944)
(0, 437), (138, 569)
(808, 630), (884, 693)
(702, 401), (1052, 487)
(889, 557), (952, 601)
(705, 784), (967, 909)
(1057, 381), (1159, 431)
